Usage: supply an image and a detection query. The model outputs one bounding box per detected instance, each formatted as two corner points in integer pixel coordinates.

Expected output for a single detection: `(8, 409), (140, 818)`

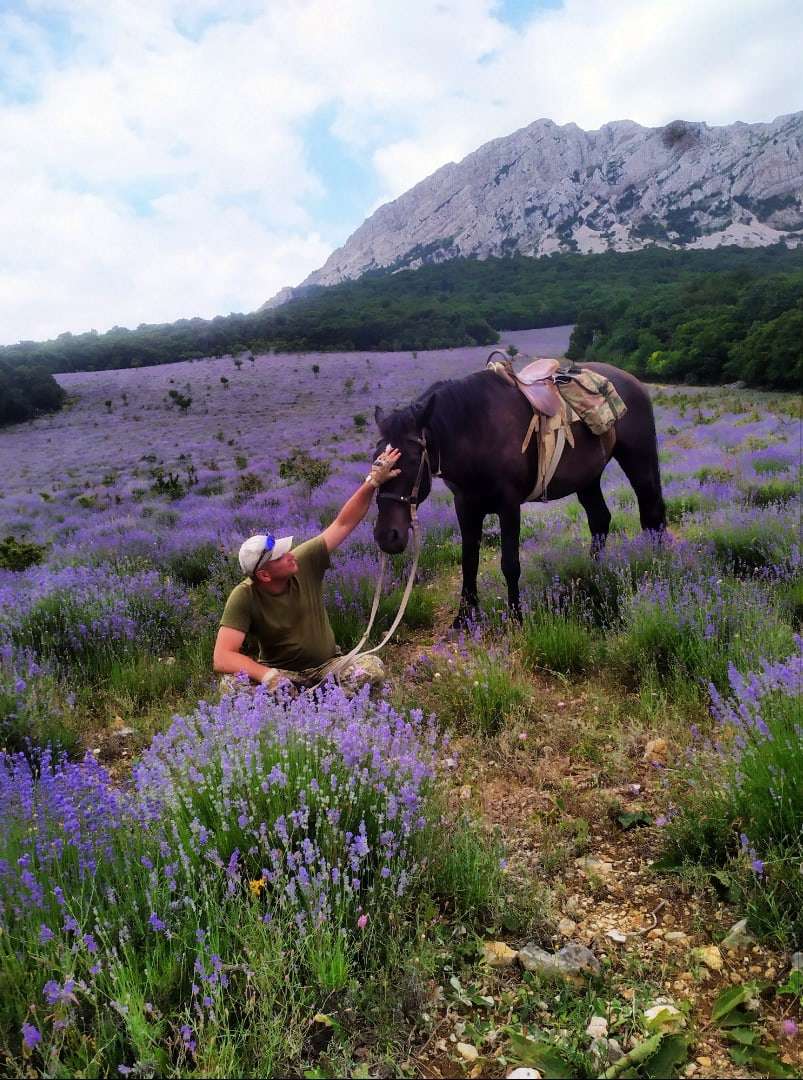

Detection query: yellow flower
(249, 878), (266, 896)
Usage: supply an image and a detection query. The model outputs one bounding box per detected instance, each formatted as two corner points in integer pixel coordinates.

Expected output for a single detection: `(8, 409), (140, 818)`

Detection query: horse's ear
(414, 393), (437, 431)
(374, 405), (385, 427)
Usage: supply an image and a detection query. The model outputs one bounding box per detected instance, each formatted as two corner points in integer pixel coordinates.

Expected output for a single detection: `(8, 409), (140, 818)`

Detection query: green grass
(662, 690), (803, 946)
(518, 611), (597, 675)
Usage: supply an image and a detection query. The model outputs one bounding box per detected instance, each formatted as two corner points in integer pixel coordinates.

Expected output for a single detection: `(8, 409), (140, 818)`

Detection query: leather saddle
(486, 352), (563, 416)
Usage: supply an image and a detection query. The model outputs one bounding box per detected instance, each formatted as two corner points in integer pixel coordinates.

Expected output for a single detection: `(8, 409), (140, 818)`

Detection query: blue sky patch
(494, 0), (563, 30)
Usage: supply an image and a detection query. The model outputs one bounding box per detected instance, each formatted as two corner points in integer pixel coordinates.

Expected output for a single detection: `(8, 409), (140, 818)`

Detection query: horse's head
(373, 394), (437, 554)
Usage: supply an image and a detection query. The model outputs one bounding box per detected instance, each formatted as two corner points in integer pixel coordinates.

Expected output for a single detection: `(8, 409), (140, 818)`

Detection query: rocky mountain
(264, 112), (803, 306)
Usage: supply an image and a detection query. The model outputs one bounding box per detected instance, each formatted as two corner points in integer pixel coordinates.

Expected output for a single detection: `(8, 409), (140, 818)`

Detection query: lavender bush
(0, 684), (500, 1075)
(662, 639), (803, 944)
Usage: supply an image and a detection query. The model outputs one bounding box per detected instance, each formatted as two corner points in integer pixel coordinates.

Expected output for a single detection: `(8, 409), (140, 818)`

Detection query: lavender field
(1, 327), (801, 1078)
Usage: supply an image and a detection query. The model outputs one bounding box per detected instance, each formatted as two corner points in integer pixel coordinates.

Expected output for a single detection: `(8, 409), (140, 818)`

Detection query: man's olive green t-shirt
(219, 536), (336, 670)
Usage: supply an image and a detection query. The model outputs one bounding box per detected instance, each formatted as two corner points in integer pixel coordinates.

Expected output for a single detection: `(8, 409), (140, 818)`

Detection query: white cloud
(0, 0), (800, 343)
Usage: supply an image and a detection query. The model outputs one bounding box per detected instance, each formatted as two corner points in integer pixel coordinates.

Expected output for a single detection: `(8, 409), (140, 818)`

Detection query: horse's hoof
(451, 606), (479, 631)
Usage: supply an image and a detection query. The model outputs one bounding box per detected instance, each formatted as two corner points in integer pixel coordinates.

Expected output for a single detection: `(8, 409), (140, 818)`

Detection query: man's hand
(260, 667), (294, 692)
(321, 445), (402, 553)
(366, 445), (401, 489)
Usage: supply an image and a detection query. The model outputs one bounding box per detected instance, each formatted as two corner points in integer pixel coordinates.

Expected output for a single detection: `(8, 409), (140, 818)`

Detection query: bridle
(313, 431), (438, 688)
(376, 431), (439, 518)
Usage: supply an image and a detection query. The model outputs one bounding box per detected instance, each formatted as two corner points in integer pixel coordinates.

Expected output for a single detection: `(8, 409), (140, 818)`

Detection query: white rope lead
(312, 509), (422, 688)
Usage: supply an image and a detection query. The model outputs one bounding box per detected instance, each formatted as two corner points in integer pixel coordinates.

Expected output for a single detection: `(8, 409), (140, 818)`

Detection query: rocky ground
(385, 598), (802, 1080)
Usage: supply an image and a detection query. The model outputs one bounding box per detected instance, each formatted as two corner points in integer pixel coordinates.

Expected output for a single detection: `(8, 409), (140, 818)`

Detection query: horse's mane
(415, 372), (492, 443)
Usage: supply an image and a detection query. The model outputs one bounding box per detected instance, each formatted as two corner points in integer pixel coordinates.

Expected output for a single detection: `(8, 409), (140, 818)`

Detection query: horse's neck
(428, 378), (482, 479)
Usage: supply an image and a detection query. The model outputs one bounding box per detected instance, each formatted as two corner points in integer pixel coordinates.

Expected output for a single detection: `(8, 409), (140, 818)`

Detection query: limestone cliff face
(263, 112), (802, 306)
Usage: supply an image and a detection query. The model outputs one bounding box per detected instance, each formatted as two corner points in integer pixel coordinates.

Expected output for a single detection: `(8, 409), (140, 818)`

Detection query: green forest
(2, 245), (802, 425)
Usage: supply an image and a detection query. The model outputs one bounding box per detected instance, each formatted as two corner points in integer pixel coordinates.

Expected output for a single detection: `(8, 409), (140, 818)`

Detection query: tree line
(2, 244), (801, 425)
(568, 262), (803, 390)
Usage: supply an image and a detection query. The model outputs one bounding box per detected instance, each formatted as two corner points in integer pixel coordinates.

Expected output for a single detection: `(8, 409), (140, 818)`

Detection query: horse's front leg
(453, 497), (484, 628)
(499, 501), (522, 621)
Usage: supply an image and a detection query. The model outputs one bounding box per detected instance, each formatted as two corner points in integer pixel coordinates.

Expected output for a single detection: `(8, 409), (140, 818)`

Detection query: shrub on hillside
(0, 535), (47, 572)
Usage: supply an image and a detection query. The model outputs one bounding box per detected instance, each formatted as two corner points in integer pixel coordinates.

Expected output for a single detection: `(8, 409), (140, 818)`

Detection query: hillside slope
(266, 112), (803, 304)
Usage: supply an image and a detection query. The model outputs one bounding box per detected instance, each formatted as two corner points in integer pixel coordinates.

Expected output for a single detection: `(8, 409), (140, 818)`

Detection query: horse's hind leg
(576, 475), (612, 556)
(613, 442), (667, 533)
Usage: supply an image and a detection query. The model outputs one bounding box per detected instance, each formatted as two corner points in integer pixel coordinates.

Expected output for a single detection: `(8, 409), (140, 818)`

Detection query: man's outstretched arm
(321, 446), (401, 554)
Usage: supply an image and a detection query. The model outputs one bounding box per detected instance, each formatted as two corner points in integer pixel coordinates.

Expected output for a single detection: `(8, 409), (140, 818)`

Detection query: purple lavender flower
(21, 1022), (41, 1050)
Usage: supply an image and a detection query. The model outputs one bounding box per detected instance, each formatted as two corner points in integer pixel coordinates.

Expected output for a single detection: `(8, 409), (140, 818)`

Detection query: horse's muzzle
(373, 522), (409, 554)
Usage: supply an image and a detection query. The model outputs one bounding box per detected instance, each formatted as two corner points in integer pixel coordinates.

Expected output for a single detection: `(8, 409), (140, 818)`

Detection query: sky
(0, 0), (800, 345)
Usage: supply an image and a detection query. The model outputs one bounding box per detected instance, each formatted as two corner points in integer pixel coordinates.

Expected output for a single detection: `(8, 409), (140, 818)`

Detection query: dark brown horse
(373, 362), (666, 624)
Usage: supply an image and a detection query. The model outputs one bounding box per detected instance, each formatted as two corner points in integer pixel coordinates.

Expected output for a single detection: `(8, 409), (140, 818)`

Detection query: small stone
(483, 941), (517, 968)
(457, 1042), (478, 1063)
(518, 941), (600, 979)
(604, 1038), (624, 1063)
(644, 1002), (686, 1033)
(665, 931), (688, 943)
(506, 1069), (542, 1079)
(586, 1015), (608, 1039)
(696, 1055), (712, 1067)
(791, 951), (803, 971)
(557, 917), (577, 937)
(606, 929), (628, 944)
(697, 945), (723, 971)
(722, 918), (755, 951)
(575, 856), (613, 878)
(643, 737), (669, 764)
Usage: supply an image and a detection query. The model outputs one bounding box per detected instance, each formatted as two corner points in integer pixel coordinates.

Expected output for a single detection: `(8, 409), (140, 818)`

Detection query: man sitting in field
(213, 445), (401, 693)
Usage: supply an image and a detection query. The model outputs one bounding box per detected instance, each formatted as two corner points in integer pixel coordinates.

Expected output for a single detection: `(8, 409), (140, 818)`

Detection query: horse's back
(576, 362), (658, 449)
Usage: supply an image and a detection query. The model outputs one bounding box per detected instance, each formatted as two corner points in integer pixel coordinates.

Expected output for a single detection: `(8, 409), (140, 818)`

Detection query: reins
(312, 435), (433, 688)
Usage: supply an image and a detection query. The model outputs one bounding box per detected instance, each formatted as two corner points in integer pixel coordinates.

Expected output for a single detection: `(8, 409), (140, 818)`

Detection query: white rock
(575, 856), (613, 878)
(644, 1003), (687, 1033)
(518, 941), (601, 978)
(456, 1042), (478, 1063)
(507, 1070), (542, 1079)
(722, 918), (755, 951)
(557, 917), (577, 937)
(586, 1015), (608, 1039)
(605, 929), (628, 944)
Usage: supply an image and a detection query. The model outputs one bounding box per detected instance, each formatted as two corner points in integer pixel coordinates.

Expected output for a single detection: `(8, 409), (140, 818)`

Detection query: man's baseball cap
(238, 533), (294, 576)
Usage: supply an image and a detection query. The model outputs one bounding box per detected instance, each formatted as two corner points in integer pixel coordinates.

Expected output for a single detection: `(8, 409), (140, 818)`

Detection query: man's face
(255, 550), (298, 583)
